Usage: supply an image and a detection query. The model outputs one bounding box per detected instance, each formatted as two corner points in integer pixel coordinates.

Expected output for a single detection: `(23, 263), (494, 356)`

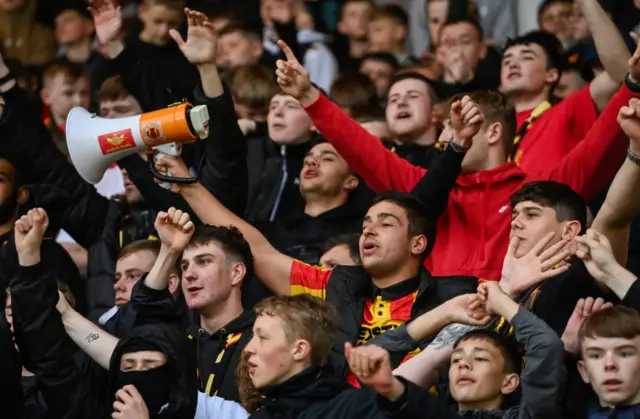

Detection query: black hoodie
(109, 324), (199, 419)
(251, 366), (387, 419)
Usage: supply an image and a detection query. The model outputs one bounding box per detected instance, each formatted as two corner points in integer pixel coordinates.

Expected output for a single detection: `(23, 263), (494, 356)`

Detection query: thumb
(169, 29), (186, 48)
(344, 342), (353, 358)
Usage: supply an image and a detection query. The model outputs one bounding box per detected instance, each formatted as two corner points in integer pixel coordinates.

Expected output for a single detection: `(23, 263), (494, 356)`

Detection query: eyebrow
(452, 347), (491, 355)
(363, 212), (403, 223)
(306, 149), (339, 158)
(512, 205), (542, 214)
(181, 253), (215, 264)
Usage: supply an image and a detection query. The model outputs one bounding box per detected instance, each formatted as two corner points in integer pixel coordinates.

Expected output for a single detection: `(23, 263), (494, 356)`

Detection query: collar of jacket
(457, 409), (504, 419)
(257, 366), (349, 418)
(187, 309), (256, 338)
(456, 162), (525, 188)
(587, 402), (640, 419)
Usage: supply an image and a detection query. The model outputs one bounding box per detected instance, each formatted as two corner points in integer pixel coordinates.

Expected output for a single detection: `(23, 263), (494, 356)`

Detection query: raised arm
(155, 157), (293, 296)
(591, 100), (640, 265)
(576, 0), (631, 112)
(274, 40), (426, 193)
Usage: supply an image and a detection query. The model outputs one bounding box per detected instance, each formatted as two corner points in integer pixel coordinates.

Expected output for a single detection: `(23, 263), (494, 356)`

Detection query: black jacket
(108, 324), (199, 419)
(0, 298), (22, 419)
(250, 366), (387, 419)
(0, 82), (247, 320)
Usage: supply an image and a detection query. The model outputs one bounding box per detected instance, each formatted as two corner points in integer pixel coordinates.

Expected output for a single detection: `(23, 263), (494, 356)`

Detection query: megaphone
(66, 102), (210, 187)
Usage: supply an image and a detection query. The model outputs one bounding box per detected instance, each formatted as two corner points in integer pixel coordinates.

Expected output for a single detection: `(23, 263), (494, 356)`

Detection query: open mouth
(396, 111), (411, 120)
(271, 122), (286, 130)
(603, 379), (622, 391)
(303, 169), (319, 179)
(186, 286), (203, 295)
(507, 71), (522, 80)
(362, 240), (378, 255)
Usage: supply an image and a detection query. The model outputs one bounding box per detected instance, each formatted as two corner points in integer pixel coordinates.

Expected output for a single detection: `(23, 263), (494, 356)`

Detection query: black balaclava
(115, 340), (173, 416)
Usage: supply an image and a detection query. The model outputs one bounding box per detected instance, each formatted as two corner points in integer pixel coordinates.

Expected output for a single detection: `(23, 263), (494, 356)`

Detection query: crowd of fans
(5, 0), (640, 418)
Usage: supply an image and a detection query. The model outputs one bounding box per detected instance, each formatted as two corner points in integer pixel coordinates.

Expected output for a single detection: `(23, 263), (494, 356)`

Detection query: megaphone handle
(148, 152), (198, 186)
(155, 153), (172, 190)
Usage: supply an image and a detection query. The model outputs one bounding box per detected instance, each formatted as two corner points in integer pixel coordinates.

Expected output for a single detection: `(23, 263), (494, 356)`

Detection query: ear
(291, 338), (312, 362)
(545, 68), (559, 86)
(577, 360), (592, 384)
(486, 121), (503, 146)
(309, 124), (317, 133)
(337, 19), (347, 35)
(16, 186), (29, 205)
(561, 220), (582, 241)
(167, 273), (180, 295)
(342, 174), (359, 192)
(251, 41), (264, 61)
(478, 42), (488, 60)
(40, 88), (51, 106)
(230, 261), (247, 287)
(410, 234), (428, 257)
(500, 372), (520, 395)
(394, 25), (407, 43)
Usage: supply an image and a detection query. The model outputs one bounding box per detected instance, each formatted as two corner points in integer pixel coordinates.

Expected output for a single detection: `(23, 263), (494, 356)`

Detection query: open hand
(449, 95), (484, 143)
(112, 385), (150, 419)
(155, 207), (195, 253)
(170, 8), (217, 66)
(14, 208), (49, 260)
(500, 232), (572, 299)
(88, 0), (122, 45)
(275, 40), (317, 105)
(575, 229), (620, 284)
(561, 297), (612, 355)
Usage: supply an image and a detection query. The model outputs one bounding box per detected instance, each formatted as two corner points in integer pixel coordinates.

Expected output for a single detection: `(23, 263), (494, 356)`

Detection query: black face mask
(0, 193), (18, 226)
(116, 364), (172, 415)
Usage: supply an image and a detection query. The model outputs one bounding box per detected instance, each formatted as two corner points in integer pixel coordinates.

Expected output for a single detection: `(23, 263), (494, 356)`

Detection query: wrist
(492, 293), (519, 322)
(379, 377), (406, 402)
(158, 244), (181, 259)
(450, 132), (472, 150)
(300, 87), (320, 107)
(18, 250), (41, 267)
(498, 280), (519, 300)
(104, 40), (125, 59)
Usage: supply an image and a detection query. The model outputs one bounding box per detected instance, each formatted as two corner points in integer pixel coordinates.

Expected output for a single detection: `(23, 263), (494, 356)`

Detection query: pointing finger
(277, 39), (298, 62)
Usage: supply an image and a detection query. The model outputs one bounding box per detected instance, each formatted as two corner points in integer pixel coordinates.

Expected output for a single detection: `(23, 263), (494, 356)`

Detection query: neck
(0, 219), (15, 237)
(371, 261), (420, 289)
(65, 38), (93, 63)
(458, 397), (503, 412)
(464, 150), (508, 174)
(139, 31), (165, 46)
(510, 89), (550, 113)
(304, 193), (348, 217)
(397, 124), (436, 146)
(348, 38), (368, 58)
(199, 295), (244, 335)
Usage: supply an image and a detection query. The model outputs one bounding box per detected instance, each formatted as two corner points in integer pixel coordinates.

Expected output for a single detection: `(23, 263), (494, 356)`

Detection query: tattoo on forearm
(429, 324), (480, 350)
(85, 333), (100, 343)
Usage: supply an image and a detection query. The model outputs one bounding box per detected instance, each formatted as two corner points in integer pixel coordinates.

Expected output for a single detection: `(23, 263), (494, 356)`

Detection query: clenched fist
(14, 208), (49, 265)
(155, 207), (195, 253)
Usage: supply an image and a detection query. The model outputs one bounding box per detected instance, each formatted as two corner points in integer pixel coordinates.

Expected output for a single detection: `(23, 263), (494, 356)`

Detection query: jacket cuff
(132, 274), (173, 300)
(376, 376), (410, 413)
(622, 278), (640, 306)
(16, 260), (46, 279)
(193, 82), (232, 107)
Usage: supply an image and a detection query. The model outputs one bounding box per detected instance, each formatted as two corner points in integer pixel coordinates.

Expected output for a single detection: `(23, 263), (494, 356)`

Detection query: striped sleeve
(290, 260), (333, 300)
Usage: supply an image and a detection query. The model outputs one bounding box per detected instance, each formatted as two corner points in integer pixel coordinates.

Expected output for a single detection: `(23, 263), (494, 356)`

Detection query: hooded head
(108, 325), (197, 419)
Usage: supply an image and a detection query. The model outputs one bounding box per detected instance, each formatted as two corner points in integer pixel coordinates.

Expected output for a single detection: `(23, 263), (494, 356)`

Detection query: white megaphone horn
(66, 102), (210, 188)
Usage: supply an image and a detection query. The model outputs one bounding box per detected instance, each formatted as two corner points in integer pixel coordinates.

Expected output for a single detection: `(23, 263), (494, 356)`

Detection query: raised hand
(154, 155), (193, 194)
(113, 385), (150, 419)
(345, 343), (405, 400)
(14, 208), (49, 264)
(499, 232), (572, 299)
(618, 98), (640, 151)
(170, 8), (217, 66)
(275, 40), (317, 105)
(88, 0), (122, 45)
(477, 281), (519, 321)
(561, 297), (612, 355)
(154, 207), (195, 253)
(575, 228), (620, 283)
(441, 294), (492, 326)
(449, 95), (484, 143)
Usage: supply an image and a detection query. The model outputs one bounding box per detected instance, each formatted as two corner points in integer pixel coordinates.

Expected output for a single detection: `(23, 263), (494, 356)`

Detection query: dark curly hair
(187, 225), (255, 280)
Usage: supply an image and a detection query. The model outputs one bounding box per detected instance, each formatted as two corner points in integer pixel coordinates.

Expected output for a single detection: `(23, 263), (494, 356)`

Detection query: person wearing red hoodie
(273, 39), (640, 282)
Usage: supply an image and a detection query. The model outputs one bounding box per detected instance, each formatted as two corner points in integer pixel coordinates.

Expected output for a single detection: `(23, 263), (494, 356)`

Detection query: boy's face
(579, 336), (640, 407)
(55, 10), (93, 45)
(368, 18), (404, 53)
(138, 4), (183, 46)
(360, 58), (395, 98)
(500, 43), (557, 97)
(267, 94), (313, 144)
(539, 1), (574, 44)
(41, 74), (91, 122)
(216, 32), (263, 70)
(449, 338), (519, 409)
(299, 143), (357, 199)
(510, 200), (575, 258)
(339, 1), (372, 40)
(385, 78), (433, 139)
(438, 22), (486, 73)
(427, 0), (449, 47)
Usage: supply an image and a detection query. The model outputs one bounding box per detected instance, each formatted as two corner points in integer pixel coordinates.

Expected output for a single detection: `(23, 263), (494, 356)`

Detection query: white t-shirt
(194, 392), (249, 419)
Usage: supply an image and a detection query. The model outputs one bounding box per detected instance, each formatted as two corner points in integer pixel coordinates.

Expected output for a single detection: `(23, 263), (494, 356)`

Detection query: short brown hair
(579, 306), (640, 348)
(118, 239), (161, 260)
(254, 295), (336, 366)
(330, 73), (379, 116)
(142, 0), (186, 11)
(442, 90), (516, 152)
(97, 76), (132, 103)
(42, 59), (89, 88)
(218, 21), (262, 42)
(226, 64), (278, 111)
(370, 5), (408, 27)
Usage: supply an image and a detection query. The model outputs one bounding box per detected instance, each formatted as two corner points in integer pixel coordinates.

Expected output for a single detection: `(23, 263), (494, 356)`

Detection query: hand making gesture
(275, 40), (318, 105)
(14, 208), (49, 266)
(154, 207), (195, 254)
(88, 0), (124, 57)
(170, 8), (217, 67)
(449, 95), (485, 147)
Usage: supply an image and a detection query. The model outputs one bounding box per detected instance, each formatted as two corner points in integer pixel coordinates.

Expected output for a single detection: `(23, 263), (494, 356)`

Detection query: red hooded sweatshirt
(304, 85), (635, 281)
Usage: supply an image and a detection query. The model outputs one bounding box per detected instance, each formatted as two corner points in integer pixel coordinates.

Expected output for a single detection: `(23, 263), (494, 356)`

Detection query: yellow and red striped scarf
(509, 101), (552, 165)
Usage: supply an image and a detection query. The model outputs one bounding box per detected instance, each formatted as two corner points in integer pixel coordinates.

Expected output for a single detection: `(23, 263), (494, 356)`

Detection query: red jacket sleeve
(534, 84), (636, 201)
(304, 93), (426, 192)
